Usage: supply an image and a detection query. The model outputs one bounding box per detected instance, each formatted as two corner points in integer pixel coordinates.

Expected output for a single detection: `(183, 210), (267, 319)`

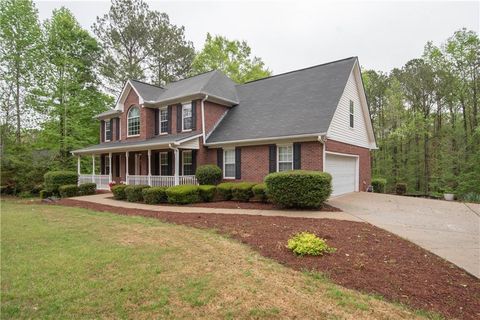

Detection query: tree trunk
(15, 61), (21, 144)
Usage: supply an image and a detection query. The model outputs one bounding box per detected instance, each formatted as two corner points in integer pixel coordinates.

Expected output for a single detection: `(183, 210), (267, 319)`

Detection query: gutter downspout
(318, 135), (327, 171)
(169, 143), (180, 186)
(201, 94), (208, 144)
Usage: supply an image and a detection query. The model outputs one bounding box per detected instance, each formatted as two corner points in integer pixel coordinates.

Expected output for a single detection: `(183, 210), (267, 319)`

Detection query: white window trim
(223, 148), (236, 179)
(159, 151), (168, 176)
(277, 144), (293, 172)
(127, 106), (140, 137)
(104, 120), (111, 142)
(349, 100), (354, 129)
(182, 150), (193, 175)
(182, 103), (192, 132)
(159, 107), (168, 135)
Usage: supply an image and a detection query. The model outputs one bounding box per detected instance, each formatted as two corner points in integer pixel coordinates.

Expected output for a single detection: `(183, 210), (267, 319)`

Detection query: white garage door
(325, 153), (357, 196)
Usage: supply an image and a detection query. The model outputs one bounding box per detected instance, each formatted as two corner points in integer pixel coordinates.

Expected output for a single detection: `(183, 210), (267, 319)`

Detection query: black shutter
(235, 147), (241, 179)
(269, 145), (277, 173)
(192, 149), (197, 174)
(178, 151), (183, 175)
(293, 143), (301, 170)
(115, 118), (120, 140)
(167, 106), (172, 133)
(100, 155), (105, 175)
(217, 148), (223, 170)
(100, 120), (105, 142)
(191, 100), (197, 130)
(167, 151), (173, 175)
(177, 104), (182, 132)
(116, 155), (120, 177)
(153, 151), (159, 175)
(154, 109), (159, 135)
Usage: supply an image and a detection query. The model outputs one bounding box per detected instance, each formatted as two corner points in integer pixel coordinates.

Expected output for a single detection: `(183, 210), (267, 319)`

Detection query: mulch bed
(55, 199), (480, 319)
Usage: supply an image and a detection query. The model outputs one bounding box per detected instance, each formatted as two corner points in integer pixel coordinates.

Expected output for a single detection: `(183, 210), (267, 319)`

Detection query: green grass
(1, 200), (428, 319)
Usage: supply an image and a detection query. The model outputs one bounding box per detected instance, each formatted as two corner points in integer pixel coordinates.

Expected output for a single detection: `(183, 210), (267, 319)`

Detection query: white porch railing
(151, 176), (176, 187)
(179, 175), (198, 185)
(79, 174), (110, 190)
(126, 175), (149, 186)
(126, 175), (198, 187)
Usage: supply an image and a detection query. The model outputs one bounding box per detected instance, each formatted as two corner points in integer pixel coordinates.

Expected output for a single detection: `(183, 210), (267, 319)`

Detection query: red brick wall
(204, 101), (229, 135)
(325, 139), (371, 191)
(301, 141), (323, 171)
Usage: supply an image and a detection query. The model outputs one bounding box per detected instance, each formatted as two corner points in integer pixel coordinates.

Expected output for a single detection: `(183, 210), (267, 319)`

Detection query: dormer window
(160, 108), (168, 134)
(105, 120), (111, 141)
(127, 106), (140, 136)
(349, 100), (354, 128)
(182, 103), (192, 131)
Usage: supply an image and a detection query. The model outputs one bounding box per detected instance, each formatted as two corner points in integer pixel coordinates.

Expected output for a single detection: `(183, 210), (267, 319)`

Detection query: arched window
(127, 106), (140, 136)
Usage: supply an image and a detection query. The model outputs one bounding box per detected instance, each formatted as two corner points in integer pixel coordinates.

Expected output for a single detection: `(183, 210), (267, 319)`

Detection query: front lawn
(1, 200), (422, 319)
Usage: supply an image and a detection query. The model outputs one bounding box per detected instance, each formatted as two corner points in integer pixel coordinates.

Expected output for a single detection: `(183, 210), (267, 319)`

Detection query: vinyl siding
(327, 69), (373, 149)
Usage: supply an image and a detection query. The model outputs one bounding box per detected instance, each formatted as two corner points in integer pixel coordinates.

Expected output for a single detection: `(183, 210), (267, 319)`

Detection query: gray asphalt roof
(72, 132), (199, 154)
(95, 109), (121, 119)
(206, 57), (356, 143)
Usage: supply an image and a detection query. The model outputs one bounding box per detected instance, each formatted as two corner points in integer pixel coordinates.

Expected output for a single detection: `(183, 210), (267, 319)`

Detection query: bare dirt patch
(56, 199), (480, 320)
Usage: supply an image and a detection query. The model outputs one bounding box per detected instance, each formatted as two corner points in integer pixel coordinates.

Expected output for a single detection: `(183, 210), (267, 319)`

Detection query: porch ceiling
(72, 132), (201, 155)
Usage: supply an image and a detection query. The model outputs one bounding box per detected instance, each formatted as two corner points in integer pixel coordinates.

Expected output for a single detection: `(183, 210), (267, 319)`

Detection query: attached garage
(325, 152), (358, 196)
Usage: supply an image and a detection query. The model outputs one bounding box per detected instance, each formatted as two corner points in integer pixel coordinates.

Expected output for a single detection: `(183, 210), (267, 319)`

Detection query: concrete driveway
(328, 192), (480, 278)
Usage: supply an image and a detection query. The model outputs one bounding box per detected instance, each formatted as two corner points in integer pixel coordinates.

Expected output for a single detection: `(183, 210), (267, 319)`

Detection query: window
(127, 106), (140, 136)
(105, 120), (111, 141)
(182, 150), (193, 175)
(104, 155), (110, 175)
(224, 149), (235, 178)
(182, 103), (192, 131)
(277, 145), (293, 172)
(160, 152), (169, 175)
(349, 100), (354, 128)
(160, 108), (168, 134)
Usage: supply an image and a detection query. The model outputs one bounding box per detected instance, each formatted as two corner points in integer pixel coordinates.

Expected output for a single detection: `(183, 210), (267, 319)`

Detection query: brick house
(72, 57), (377, 196)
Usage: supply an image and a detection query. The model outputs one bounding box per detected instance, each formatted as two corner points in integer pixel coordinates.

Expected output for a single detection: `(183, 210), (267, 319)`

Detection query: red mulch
(55, 199), (480, 319)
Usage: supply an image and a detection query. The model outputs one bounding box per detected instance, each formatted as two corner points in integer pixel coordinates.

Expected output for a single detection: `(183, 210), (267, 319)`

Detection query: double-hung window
(127, 106), (140, 136)
(159, 152), (169, 175)
(182, 150), (193, 175)
(159, 108), (168, 134)
(349, 100), (354, 128)
(277, 145), (293, 172)
(224, 149), (235, 178)
(182, 103), (192, 131)
(105, 120), (111, 141)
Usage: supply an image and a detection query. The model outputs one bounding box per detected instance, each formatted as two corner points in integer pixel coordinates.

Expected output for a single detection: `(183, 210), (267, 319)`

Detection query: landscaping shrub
(216, 182), (235, 200)
(198, 185), (216, 202)
(111, 184), (128, 200)
(252, 183), (268, 202)
(195, 165), (222, 185)
(461, 192), (480, 204)
(44, 171), (78, 194)
(231, 182), (256, 202)
(39, 190), (52, 199)
(371, 178), (387, 193)
(166, 184), (200, 204)
(78, 183), (96, 196)
(395, 183), (407, 196)
(59, 184), (79, 198)
(142, 187), (168, 204)
(287, 232), (336, 256)
(125, 185), (150, 202)
(264, 170), (332, 209)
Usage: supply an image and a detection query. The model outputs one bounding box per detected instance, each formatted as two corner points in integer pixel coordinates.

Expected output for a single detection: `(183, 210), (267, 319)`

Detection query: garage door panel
(325, 154), (357, 196)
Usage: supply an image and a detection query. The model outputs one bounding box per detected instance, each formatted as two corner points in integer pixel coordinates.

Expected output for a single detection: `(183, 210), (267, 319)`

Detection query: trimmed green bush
(216, 182), (235, 200)
(142, 187), (168, 204)
(59, 184), (79, 198)
(125, 185), (150, 202)
(166, 184), (200, 204)
(395, 183), (407, 196)
(111, 184), (128, 200)
(198, 185), (216, 202)
(39, 190), (51, 199)
(287, 232), (336, 256)
(44, 171), (78, 194)
(372, 178), (387, 193)
(78, 183), (96, 196)
(195, 165), (223, 185)
(264, 170), (332, 209)
(252, 183), (268, 202)
(231, 182), (256, 202)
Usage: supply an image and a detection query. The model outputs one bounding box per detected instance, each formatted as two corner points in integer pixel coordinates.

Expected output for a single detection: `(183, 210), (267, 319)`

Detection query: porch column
(147, 149), (152, 186)
(77, 156), (81, 186)
(125, 151), (129, 184)
(108, 152), (112, 183)
(91, 155), (95, 183)
(174, 149), (179, 186)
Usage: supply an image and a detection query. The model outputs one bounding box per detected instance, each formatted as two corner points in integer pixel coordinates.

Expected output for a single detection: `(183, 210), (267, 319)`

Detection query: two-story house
(72, 57), (377, 196)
